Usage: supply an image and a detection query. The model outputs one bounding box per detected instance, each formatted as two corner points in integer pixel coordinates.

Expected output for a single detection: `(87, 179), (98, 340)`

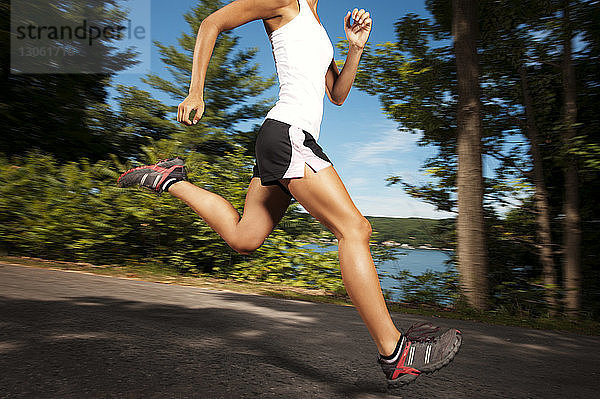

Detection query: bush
(388, 267), (460, 307)
(0, 150), (343, 291)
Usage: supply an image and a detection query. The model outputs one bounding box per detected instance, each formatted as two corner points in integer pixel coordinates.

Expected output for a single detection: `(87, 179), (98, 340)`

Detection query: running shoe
(117, 157), (187, 194)
(378, 322), (462, 388)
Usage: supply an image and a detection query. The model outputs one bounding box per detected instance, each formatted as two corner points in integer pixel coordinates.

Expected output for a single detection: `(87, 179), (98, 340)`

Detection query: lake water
(303, 244), (454, 301)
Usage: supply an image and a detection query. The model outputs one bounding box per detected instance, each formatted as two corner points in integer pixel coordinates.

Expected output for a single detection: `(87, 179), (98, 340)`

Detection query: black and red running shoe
(378, 322), (462, 388)
(117, 157), (187, 194)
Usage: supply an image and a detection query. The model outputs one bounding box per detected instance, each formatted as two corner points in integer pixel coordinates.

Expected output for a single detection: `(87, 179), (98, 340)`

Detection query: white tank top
(264, 0), (334, 140)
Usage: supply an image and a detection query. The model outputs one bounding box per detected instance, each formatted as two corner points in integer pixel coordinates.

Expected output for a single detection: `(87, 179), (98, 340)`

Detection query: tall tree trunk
(561, 2), (581, 316)
(519, 65), (558, 315)
(452, 0), (487, 310)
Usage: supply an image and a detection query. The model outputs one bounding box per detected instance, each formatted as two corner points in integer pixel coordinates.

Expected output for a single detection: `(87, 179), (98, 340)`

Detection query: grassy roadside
(0, 256), (350, 305)
(2, 255), (599, 336)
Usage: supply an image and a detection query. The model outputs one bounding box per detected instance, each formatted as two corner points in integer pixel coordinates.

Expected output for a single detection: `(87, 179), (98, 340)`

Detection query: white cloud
(345, 177), (370, 187)
(346, 128), (421, 166)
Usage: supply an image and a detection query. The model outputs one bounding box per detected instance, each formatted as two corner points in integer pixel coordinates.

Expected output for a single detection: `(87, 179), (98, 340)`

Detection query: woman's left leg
(281, 164), (401, 356)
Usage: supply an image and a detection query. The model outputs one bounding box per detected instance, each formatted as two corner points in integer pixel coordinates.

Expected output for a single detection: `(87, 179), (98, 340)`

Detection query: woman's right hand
(177, 94), (205, 125)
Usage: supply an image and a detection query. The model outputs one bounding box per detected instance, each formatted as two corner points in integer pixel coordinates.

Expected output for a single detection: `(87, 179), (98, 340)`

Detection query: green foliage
(0, 151), (344, 290)
(87, 85), (181, 160)
(345, 0), (600, 318)
(0, 0), (138, 161)
(0, 0), (344, 293)
(143, 0), (276, 157)
(222, 234), (343, 292)
(340, 26), (459, 212)
(388, 267), (459, 307)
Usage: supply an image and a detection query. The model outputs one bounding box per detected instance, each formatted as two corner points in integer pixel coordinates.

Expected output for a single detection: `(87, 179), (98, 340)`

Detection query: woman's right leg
(281, 164), (401, 356)
(168, 178), (292, 255)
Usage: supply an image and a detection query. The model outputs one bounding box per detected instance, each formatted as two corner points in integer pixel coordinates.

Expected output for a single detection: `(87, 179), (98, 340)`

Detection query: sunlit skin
(170, 0), (402, 356)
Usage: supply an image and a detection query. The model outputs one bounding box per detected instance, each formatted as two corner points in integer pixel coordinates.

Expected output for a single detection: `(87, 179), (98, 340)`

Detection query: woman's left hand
(344, 8), (372, 49)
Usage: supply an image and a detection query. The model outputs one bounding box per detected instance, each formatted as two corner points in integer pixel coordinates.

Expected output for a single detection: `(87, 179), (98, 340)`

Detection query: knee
(360, 217), (373, 240)
(230, 237), (263, 255)
(337, 216), (372, 242)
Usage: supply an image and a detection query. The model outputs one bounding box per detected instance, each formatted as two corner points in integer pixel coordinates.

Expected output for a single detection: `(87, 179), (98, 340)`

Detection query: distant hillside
(365, 216), (455, 248)
(291, 212), (456, 249)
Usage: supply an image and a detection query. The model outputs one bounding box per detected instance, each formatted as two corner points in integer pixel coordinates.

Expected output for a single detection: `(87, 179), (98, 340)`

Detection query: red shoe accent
(391, 342), (421, 379)
(392, 366), (421, 377)
(117, 164), (159, 183)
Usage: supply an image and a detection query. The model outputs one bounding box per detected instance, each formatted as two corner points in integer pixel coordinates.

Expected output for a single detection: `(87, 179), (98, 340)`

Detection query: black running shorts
(252, 118), (333, 194)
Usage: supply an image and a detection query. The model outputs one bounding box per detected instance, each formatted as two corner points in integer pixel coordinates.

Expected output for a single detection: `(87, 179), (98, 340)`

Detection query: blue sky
(113, 0), (458, 219)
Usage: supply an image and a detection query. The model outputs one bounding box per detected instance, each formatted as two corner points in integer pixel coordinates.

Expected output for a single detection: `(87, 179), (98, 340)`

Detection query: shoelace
(404, 322), (440, 343)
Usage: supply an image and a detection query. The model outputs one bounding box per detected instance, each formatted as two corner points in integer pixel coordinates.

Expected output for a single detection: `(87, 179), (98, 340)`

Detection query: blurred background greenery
(1, 0), (599, 324)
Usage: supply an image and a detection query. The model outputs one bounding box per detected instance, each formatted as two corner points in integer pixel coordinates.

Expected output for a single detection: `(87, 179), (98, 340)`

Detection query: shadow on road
(1, 264), (599, 398)
(0, 292), (389, 398)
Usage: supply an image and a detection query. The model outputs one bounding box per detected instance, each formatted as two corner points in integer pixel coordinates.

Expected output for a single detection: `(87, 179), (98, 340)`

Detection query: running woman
(117, 0), (462, 387)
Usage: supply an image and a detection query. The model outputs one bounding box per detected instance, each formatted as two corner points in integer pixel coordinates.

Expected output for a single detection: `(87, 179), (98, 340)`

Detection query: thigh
(237, 177), (292, 240)
(280, 164), (367, 238)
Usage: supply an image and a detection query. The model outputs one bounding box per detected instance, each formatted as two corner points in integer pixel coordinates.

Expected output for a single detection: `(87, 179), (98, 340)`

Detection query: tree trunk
(561, 2), (581, 316)
(452, 0), (487, 310)
(519, 65), (558, 315)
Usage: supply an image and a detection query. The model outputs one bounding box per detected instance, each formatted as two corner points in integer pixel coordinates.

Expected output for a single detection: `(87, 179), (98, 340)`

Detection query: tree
(475, 0), (560, 312)
(347, 2), (489, 309)
(142, 0), (276, 158)
(452, 0), (488, 309)
(350, 0), (600, 317)
(560, 1), (581, 316)
(85, 85), (181, 160)
(0, 0), (138, 160)
(519, 65), (559, 312)
(480, 0), (599, 315)
(571, 1), (600, 318)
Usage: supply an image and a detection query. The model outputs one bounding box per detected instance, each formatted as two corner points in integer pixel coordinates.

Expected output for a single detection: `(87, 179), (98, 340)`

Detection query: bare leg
(168, 178), (291, 254)
(282, 164), (401, 356)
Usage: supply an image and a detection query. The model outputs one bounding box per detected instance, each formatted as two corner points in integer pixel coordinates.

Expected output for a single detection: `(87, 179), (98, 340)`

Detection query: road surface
(1, 263), (598, 398)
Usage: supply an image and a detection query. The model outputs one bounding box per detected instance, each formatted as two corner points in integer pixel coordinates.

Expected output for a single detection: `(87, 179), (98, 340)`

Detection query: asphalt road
(1, 262), (599, 398)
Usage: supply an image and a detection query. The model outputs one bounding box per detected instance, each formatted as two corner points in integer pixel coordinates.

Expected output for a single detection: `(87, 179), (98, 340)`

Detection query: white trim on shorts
(282, 125), (331, 179)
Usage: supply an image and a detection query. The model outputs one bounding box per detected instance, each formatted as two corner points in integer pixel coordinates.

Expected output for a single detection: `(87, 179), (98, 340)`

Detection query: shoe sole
(387, 330), (462, 389)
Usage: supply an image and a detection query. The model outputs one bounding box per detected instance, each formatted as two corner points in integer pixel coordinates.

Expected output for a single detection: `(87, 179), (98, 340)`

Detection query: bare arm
(325, 8), (372, 106)
(178, 0), (293, 125)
